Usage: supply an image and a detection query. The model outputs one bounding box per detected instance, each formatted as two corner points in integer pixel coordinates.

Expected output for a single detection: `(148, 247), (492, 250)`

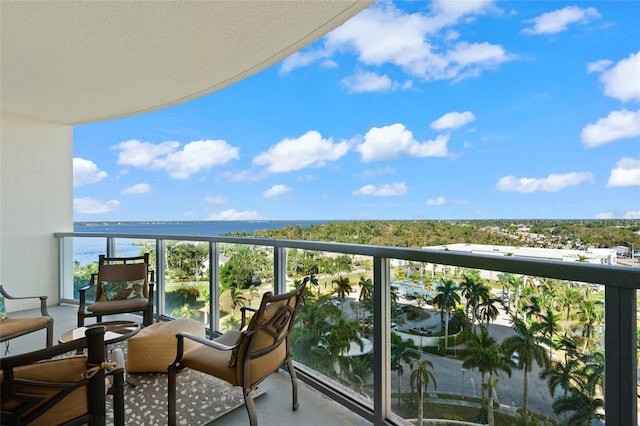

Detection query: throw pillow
(100, 279), (145, 301)
(0, 294), (7, 321)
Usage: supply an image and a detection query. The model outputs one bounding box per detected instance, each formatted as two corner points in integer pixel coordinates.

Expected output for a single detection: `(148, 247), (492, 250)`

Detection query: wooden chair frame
(78, 253), (155, 327)
(0, 285), (53, 351)
(168, 277), (308, 426)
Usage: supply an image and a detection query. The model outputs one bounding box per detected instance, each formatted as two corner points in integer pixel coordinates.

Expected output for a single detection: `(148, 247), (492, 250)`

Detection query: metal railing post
(274, 245), (287, 295)
(210, 241), (220, 336)
(604, 285), (637, 424)
(372, 254), (391, 425)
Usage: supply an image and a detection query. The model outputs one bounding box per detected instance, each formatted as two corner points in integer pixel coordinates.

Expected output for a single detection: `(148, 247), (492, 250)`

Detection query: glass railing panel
(217, 243), (274, 333)
(70, 236), (105, 301)
(389, 264), (591, 424)
(290, 249), (375, 401)
(69, 236), (155, 301)
(161, 240), (211, 325)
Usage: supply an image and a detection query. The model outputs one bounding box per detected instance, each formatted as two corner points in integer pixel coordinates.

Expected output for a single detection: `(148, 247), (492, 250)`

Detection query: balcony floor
(2, 305), (372, 426)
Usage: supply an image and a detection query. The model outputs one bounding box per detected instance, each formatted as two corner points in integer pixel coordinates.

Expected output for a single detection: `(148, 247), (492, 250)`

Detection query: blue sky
(73, 0), (640, 222)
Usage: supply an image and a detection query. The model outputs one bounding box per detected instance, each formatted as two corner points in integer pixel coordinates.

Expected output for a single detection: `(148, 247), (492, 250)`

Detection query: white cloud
(204, 195), (227, 204)
(495, 172), (595, 193)
(122, 183), (151, 195)
(444, 42), (510, 80)
(522, 6), (600, 35)
(353, 182), (407, 196)
(73, 158), (107, 187)
(581, 109), (640, 148)
(587, 59), (611, 74)
(253, 131), (348, 173)
(206, 209), (260, 220)
(608, 157), (640, 187)
(427, 196), (446, 206)
(358, 166), (396, 178)
(595, 211), (614, 219)
(280, 49), (331, 74)
(594, 51), (640, 103)
(356, 123), (448, 162)
(114, 139), (239, 179)
(73, 197), (119, 214)
(625, 210), (640, 219)
(281, 1), (512, 83)
(224, 169), (266, 183)
(153, 140), (239, 179)
(264, 184), (291, 198)
(341, 71), (395, 93)
(431, 111), (476, 130)
(114, 139), (178, 167)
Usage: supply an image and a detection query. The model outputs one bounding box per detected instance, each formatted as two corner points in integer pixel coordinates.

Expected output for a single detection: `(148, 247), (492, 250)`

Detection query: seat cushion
(0, 316), (51, 338)
(127, 319), (205, 373)
(87, 297), (149, 314)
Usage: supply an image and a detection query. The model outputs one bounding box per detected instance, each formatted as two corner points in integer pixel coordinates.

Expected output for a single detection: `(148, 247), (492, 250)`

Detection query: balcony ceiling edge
(0, 1), (373, 126)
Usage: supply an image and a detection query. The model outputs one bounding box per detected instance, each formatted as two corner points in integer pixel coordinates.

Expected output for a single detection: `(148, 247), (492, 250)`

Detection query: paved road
(340, 294), (558, 420)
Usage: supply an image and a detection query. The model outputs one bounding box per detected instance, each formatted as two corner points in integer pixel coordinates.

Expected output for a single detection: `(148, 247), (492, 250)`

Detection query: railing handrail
(54, 231), (638, 287)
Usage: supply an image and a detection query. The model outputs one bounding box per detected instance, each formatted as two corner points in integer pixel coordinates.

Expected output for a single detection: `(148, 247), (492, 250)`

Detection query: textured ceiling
(1, 1), (371, 125)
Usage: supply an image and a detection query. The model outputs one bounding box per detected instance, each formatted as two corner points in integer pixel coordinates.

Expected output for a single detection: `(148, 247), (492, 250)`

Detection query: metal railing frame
(56, 231), (639, 425)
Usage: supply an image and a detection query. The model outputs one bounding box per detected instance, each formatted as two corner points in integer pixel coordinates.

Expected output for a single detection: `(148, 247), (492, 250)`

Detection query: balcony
(5, 231), (638, 425)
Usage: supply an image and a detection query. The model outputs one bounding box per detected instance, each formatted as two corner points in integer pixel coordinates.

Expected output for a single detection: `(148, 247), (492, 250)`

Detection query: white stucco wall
(0, 112), (73, 309)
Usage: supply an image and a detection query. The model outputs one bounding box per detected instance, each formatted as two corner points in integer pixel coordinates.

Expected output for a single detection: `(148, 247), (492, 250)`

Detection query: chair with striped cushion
(0, 285), (53, 353)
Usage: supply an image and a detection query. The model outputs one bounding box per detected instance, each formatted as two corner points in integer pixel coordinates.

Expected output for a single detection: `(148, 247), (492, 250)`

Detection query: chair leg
(286, 358), (299, 411)
(45, 321), (53, 347)
(243, 388), (258, 426)
(168, 364), (178, 426)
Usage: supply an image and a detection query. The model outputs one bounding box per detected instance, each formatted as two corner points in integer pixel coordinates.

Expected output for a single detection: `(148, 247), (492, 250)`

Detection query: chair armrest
(78, 273), (98, 310)
(177, 331), (239, 351)
(0, 285), (50, 317)
(240, 305), (257, 328)
(172, 330), (246, 365)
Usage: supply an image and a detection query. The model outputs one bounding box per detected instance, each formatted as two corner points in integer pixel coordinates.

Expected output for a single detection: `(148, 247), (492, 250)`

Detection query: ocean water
(72, 220), (326, 265)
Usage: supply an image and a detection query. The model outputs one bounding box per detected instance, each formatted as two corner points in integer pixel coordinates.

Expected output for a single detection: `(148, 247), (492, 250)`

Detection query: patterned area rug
(104, 346), (265, 425)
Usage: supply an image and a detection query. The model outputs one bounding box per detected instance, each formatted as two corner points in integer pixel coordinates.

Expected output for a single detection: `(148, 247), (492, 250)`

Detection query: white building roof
(424, 243), (617, 265)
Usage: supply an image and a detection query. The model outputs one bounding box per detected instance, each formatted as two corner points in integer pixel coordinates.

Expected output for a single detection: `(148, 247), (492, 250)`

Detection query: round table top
(59, 320), (141, 344)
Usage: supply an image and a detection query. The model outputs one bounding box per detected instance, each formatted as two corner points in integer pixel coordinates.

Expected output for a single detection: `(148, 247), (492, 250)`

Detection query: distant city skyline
(73, 1), (640, 222)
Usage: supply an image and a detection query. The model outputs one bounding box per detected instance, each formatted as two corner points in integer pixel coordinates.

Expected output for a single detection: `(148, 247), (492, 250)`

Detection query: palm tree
(574, 298), (603, 352)
(477, 295), (500, 328)
(484, 343), (511, 426)
(306, 273), (320, 297)
(507, 275), (524, 318)
(332, 276), (352, 314)
(433, 279), (460, 349)
(459, 270), (483, 322)
(344, 356), (373, 396)
(227, 285), (247, 317)
(538, 306), (560, 360)
(171, 303), (199, 319)
(246, 284), (260, 306)
(462, 328), (495, 405)
(540, 357), (581, 399)
(326, 317), (362, 378)
(557, 285), (580, 336)
(358, 276), (373, 302)
(391, 333), (419, 402)
(502, 316), (550, 418)
(552, 351), (604, 425)
(409, 358), (437, 426)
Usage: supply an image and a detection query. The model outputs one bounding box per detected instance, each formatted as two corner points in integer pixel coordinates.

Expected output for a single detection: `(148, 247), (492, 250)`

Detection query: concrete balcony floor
(2, 305), (372, 426)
